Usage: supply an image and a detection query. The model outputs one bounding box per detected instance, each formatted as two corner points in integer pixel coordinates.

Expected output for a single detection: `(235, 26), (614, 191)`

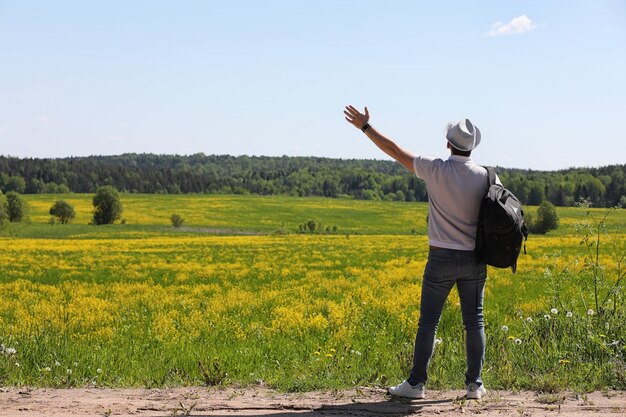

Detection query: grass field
(1, 194), (625, 391)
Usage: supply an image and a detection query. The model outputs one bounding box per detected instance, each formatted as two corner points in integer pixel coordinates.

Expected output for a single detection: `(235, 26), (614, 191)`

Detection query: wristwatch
(361, 123), (371, 132)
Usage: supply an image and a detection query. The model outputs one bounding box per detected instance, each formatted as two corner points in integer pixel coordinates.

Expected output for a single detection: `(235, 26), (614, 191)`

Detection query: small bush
(298, 220), (337, 234)
(528, 201), (559, 234)
(6, 191), (27, 222)
(170, 214), (184, 228)
(92, 186), (123, 225)
(49, 200), (76, 224)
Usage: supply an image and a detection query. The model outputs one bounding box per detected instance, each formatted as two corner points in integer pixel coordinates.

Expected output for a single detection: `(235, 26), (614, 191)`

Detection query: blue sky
(0, 1), (624, 170)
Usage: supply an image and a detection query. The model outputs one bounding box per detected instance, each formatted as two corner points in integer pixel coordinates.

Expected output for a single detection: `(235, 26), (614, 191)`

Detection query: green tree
(92, 186), (123, 225)
(26, 178), (46, 194)
(527, 182), (545, 205)
(4, 176), (26, 193)
(6, 191), (27, 222)
(44, 182), (60, 194)
(583, 177), (605, 204)
(0, 191), (8, 227)
(529, 201), (559, 234)
(49, 200), (76, 224)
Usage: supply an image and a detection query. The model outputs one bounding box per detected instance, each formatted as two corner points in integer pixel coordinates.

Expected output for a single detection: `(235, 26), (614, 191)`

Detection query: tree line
(0, 154), (624, 207)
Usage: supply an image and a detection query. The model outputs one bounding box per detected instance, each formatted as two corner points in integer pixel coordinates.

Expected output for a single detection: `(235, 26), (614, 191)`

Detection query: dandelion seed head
(501, 325), (509, 332)
(55, 360), (61, 367)
(96, 368), (103, 374)
(550, 308), (558, 315)
(44, 367), (51, 372)
(67, 369), (72, 374)
(5, 347), (16, 355)
(544, 314), (551, 320)
(514, 339), (522, 345)
(566, 311), (573, 318)
(587, 309), (594, 316)
(526, 317), (533, 323)
(15, 362), (20, 367)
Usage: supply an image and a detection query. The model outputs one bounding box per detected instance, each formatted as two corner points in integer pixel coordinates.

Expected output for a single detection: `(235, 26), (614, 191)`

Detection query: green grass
(20, 194), (430, 235)
(18, 193), (626, 237)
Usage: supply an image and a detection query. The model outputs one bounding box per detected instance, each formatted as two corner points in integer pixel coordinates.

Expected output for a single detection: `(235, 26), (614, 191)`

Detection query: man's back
(413, 155), (488, 251)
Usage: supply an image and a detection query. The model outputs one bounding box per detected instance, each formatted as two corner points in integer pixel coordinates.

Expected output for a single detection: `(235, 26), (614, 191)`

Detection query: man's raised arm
(344, 105), (416, 172)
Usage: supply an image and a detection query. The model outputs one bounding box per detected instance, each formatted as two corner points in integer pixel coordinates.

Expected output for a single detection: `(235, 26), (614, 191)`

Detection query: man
(343, 105), (489, 400)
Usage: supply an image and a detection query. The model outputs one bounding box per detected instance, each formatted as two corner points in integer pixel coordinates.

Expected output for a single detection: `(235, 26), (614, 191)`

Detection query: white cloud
(486, 15), (536, 37)
(0, 126), (10, 134)
(38, 115), (50, 123)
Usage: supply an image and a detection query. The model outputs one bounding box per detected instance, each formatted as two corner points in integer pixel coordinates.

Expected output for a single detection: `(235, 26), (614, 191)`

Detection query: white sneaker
(466, 382), (487, 399)
(388, 380), (425, 399)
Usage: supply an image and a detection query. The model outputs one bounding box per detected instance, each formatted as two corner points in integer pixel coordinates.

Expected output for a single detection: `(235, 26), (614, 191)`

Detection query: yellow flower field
(0, 195), (624, 390)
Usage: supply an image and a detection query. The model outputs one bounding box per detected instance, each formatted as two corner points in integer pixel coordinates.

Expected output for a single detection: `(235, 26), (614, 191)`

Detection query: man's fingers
(344, 104), (369, 127)
(344, 106), (357, 116)
(345, 105), (368, 119)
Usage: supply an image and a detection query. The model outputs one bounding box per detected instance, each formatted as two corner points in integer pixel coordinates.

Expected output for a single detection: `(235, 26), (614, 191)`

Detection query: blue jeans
(408, 249), (487, 387)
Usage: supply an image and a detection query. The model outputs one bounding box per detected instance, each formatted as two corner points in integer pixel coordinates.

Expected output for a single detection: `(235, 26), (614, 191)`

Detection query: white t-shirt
(413, 155), (491, 251)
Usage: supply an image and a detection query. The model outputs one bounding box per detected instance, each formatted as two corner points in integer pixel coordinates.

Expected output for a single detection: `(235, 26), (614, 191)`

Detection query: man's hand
(344, 105), (369, 130)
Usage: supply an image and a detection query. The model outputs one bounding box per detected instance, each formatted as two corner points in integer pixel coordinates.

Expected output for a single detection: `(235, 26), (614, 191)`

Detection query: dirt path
(1, 386), (625, 417)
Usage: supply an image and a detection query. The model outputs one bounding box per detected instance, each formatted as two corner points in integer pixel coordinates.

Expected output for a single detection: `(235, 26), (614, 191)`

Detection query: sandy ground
(1, 386), (625, 417)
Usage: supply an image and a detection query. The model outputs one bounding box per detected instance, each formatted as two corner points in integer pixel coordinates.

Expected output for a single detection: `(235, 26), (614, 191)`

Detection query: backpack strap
(484, 166), (496, 189)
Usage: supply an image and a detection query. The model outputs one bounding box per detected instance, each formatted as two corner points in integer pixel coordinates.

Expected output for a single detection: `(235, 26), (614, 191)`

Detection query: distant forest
(0, 154), (624, 207)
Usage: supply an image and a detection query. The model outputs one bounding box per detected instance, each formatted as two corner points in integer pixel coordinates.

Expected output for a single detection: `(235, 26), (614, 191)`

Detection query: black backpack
(475, 167), (528, 273)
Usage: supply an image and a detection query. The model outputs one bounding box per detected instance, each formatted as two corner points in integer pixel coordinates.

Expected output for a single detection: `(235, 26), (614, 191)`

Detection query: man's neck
(449, 154), (472, 161)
